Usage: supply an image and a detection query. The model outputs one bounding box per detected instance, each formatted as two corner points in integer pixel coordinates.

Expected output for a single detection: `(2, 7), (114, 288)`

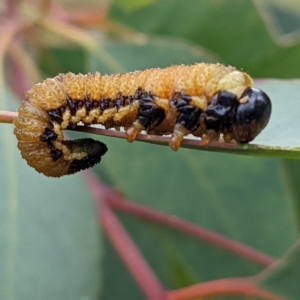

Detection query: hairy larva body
(14, 63), (272, 177)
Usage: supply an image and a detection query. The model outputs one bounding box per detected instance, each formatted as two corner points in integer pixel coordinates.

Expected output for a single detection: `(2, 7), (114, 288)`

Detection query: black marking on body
(69, 156), (100, 174)
(204, 115), (221, 132)
(115, 93), (134, 109)
(204, 91), (237, 132)
(171, 92), (192, 107)
(177, 106), (201, 131)
(41, 128), (58, 142)
(135, 89), (165, 130)
(68, 140), (108, 174)
(44, 139), (63, 162)
(171, 92), (201, 132)
(206, 91), (237, 119)
(134, 87), (143, 100)
(48, 109), (63, 123)
(115, 92), (124, 108)
(84, 95), (93, 112)
(50, 148), (63, 161)
(99, 97), (106, 111)
(67, 96), (79, 115)
(100, 98), (115, 110)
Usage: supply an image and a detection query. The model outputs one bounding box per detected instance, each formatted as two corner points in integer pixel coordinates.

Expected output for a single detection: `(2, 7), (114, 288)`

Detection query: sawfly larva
(13, 63), (272, 177)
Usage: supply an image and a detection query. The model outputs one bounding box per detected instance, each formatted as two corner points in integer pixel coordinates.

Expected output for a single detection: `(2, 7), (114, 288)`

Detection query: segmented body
(13, 63), (272, 177)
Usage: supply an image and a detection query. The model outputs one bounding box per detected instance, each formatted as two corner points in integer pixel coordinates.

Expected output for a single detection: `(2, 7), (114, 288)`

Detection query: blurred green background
(1, 0), (300, 299)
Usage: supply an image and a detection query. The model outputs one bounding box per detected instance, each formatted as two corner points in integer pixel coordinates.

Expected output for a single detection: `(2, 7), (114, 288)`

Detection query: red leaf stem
(9, 55), (31, 98)
(85, 171), (167, 300)
(6, 0), (17, 18)
(101, 188), (275, 267)
(84, 171), (281, 300)
(0, 111), (17, 123)
(167, 278), (284, 300)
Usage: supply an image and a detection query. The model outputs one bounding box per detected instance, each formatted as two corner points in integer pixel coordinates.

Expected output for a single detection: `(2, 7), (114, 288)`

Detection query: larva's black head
(233, 88), (271, 143)
(66, 138), (108, 175)
(204, 91), (237, 134)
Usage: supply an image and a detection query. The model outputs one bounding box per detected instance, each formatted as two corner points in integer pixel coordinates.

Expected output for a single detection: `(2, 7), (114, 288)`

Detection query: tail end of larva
(14, 101), (108, 177)
(15, 138), (107, 177)
(64, 138), (108, 175)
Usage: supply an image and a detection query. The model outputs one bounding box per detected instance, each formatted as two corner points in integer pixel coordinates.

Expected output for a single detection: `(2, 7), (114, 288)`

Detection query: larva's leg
(170, 124), (190, 151)
(126, 90), (165, 142)
(126, 121), (144, 142)
(169, 92), (202, 151)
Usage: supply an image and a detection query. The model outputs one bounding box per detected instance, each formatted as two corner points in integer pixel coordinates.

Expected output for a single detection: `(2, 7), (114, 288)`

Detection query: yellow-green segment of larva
(13, 63), (272, 177)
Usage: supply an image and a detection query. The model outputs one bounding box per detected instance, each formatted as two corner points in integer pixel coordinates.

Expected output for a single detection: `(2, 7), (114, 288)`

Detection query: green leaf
(114, 0), (159, 12)
(253, 80), (299, 149)
(253, 0), (300, 46)
(97, 132), (297, 299)
(88, 34), (219, 74)
(109, 0), (300, 78)
(0, 87), (102, 300)
(257, 240), (300, 300)
(281, 160), (300, 234)
(37, 48), (88, 78)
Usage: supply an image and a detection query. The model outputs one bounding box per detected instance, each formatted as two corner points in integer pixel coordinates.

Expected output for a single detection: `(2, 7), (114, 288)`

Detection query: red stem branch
(84, 171), (281, 300)
(0, 111), (17, 123)
(6, 0), (17, 18)
(167, 278), (284, 300)
(85, 171), (167, 300)
(101, 187), (275, 267)
(8, 55), (31, 98)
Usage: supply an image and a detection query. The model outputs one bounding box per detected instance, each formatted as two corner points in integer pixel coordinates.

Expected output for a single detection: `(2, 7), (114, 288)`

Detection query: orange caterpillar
(14, 63), (272, 177)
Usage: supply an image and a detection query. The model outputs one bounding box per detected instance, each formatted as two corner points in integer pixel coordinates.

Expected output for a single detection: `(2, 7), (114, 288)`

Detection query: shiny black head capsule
(233, 88), (271, 143)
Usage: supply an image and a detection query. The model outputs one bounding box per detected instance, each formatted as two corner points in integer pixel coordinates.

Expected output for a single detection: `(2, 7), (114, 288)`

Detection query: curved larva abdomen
(13, 63), (272, 177)
(14, 102), (107, 177)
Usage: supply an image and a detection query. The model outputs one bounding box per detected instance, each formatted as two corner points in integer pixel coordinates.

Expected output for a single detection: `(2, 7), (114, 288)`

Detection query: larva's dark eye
(233, 88), (271, 143)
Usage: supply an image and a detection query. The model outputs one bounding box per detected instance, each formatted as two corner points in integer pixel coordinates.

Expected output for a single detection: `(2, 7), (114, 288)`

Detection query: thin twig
(73, 125), (300, 159)
(167, 278), (284, 300)
(7, 48), (31, 98)
(0, 21), (20, 84)
(6, 0), (17, 18)
(50, 0), (109, 26)
(8, 40), (40, 84)
(2, 111), (299, 160)
(39, 0), (52, 20)
(0, 111), (17, 124)
(105, 192), (275, 267)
